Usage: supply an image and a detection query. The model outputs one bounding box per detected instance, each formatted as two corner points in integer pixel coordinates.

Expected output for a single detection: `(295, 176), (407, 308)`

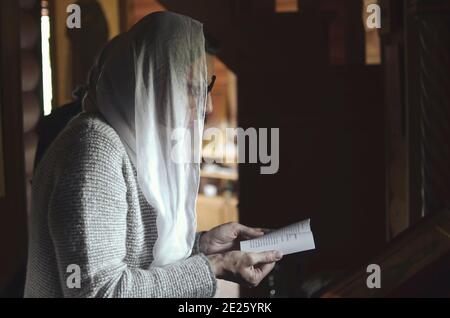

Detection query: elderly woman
(24, 12), (282, 298)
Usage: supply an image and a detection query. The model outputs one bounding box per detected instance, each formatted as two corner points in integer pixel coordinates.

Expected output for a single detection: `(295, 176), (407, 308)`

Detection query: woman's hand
(199, 222), (268, 255)
(207, 251), (282, 288)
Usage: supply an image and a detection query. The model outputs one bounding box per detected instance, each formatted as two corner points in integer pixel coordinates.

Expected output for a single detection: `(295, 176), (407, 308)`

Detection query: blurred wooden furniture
(196, 194), (238, 232)
(321, 210), (450, 297)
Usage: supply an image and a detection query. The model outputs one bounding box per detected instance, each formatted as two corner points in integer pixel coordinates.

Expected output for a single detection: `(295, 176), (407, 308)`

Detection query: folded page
(240, 219), (315, 255)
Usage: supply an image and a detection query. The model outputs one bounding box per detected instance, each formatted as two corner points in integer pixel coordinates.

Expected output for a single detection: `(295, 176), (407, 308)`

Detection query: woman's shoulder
(65, 112), (123, 146)
(52, 112), (126, 155)
(38, 112), (128, 172)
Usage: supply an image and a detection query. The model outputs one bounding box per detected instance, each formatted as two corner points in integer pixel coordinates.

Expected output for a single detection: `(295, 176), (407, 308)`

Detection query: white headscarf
(84, 12), (208, 267)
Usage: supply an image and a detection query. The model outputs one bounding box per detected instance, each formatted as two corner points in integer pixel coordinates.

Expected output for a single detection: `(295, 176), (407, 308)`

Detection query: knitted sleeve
(191, 232), (206, 255)
(48, 127), (216, 298)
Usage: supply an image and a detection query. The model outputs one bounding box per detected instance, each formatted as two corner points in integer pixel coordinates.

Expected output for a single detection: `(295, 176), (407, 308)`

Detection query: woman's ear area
(205, 53), (215, 115)
(206, 53), (214, 80)
(206, 93), (214, 114)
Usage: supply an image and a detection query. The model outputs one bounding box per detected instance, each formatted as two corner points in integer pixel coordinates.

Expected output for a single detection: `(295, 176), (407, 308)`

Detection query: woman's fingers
(247, 251), (283, 266)
(215, 250), (282, 287)
(242, 262), (276, 288)
(234, 223), (275, 240)
(235, 224), (265, 240)
(257, 262), (277, 279)
(259, 228), (274, 234)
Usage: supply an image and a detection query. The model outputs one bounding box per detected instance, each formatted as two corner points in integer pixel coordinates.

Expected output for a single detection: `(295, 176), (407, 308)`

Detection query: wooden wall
(51, 0), (122, 106)
(21, 0), (42, 220)
(0, 0), (31, 297)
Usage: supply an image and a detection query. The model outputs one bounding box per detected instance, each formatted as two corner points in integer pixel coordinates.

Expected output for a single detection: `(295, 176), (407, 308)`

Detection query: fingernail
(274, 251), (283, 260)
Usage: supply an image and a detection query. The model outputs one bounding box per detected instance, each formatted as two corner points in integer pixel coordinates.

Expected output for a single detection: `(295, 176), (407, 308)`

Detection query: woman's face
(187, 58), (214, 123)
(187, 91), (213, 124)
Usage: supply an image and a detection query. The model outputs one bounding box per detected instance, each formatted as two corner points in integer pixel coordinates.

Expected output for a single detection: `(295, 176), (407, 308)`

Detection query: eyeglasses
(207, 75), (216, 93)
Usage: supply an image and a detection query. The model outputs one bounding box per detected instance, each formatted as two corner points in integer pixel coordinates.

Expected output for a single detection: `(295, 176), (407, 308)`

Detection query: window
(41, 0), (53, 115)
(275, 0), (299, 13)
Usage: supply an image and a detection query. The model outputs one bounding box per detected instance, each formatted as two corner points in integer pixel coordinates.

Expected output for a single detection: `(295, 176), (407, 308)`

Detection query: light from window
(363, 0), (381, 65)
(41, 2), (53, 115)
(275, 0), (299, 13)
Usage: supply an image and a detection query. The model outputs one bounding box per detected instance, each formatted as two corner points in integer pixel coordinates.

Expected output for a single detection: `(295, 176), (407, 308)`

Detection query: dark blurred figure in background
(67, 0), (109, 90)
(34, 0), (109, 167)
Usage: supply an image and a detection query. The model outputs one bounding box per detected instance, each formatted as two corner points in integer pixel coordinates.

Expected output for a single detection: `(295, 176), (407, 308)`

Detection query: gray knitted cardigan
(24, 112), (217, 298)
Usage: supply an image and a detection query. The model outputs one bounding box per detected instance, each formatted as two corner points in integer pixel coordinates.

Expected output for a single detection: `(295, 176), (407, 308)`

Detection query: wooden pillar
(381, 0), (409, 239)
(0, 0), (28, 297)
(20, 0), (42, 217)
(413, 0), (450, 215)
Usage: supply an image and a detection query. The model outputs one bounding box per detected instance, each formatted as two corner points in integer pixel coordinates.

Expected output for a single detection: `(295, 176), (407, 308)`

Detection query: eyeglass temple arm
(208, 75), (217, 93)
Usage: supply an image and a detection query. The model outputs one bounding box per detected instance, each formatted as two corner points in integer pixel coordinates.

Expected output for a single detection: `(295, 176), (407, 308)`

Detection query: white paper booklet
(240, 219), (316, 256)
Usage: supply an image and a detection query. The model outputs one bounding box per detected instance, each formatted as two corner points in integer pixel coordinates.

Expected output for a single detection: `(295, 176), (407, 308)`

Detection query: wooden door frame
(0, 0), (28, 292)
